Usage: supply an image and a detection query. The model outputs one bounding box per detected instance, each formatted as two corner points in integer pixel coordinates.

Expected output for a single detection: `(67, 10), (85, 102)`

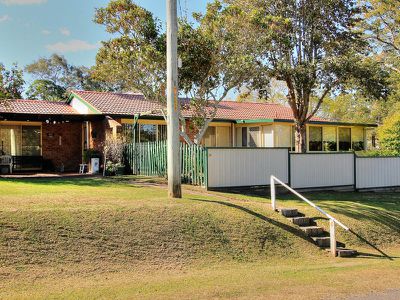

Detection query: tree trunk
(294, 122), (307, 153)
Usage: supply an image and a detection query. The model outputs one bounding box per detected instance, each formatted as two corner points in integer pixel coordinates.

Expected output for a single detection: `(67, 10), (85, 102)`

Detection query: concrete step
(325, 248), (358, 257)
(291, 216), (312, 226)
(337, 248), (358, 257)
(311, 236), (331, 247)
(280, 208), (298, 217)
(301, 226), (324, 237)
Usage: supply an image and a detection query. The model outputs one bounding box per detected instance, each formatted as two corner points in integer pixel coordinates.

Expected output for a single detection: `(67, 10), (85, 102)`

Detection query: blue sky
(0, 0), (208, 74)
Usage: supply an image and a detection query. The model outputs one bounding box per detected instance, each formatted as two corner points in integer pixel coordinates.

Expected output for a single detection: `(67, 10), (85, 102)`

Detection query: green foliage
(93, 1), (165, 103)
(25, 54), (118, 101)
(377, 111), (400, 155)
(26, 79), (66, 101)
(93, 0), (254, 143)
(364, 0), (400, 56)
(221, 0), (389, 152)
(355, 149), (397, 157)
(0, 63), (25, 100)
(321, 93), (390, 124)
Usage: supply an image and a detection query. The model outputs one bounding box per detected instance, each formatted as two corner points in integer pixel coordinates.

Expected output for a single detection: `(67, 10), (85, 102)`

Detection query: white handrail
(270, 175), (349, 231)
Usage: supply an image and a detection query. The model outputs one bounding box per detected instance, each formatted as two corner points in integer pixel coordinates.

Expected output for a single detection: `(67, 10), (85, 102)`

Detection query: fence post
(271, 176), (276, 211)
(330, 219), (337, 257)
(353, 152), (357, 192)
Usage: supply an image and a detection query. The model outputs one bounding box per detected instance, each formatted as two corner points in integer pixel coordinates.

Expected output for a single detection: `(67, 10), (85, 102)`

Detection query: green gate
(124, 141), (208, 187)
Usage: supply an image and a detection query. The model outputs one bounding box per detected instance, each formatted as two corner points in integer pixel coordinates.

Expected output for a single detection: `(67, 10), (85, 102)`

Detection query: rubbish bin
(90, 158), (100, 174)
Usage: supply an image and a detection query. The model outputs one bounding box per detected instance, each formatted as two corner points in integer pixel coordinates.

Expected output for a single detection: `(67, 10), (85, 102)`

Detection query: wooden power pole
(166, 0), (182, 198)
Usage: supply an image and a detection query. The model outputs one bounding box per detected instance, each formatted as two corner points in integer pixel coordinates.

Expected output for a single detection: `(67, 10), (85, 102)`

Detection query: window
(22, 126), (41, 156)
(123, 123), (167, 143)
(339, 128), (351, 151)
(248, 127), (260, 147)
(140, 124), (156, 142)
(309, 126), (323, 151)
(0, 125), (21, 156)
(242, 127), (247, 147)
(323, 127), (337, 151)
(0, 125), (41, 156)
(274, 125), (291, 148)
(352, 127), (364, 151)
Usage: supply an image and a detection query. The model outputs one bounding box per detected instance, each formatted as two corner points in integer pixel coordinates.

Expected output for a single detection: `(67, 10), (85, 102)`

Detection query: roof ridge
(218, 100), (288, 107)
(73, 90), (144, 96)
(1, 99), (69, 104)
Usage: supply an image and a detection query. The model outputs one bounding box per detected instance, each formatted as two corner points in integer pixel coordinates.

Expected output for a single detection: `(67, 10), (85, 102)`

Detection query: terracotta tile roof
(212, 101), (327, 122)
(72, 90), (327, 122)
(0, 99), (79, 115)
(72, 90), (164, 115)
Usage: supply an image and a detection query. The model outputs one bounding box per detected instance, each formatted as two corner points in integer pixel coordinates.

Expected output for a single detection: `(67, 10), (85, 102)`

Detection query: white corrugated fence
(207, 148), (289, 188)
(290, 153), (354, 189)
(205, 148), (400, 191)
(356, 156), (400, 189)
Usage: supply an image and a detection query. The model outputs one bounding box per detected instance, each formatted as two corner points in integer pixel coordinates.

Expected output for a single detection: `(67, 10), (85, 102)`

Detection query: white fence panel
(290, 153), (354, 189)
(356, 157), (400, 189)
(207, 148), (289, 188)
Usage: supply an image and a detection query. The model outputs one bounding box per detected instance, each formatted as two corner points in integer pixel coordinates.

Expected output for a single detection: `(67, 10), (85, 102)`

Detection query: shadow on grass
(348, 229), (395, 261)
(189, 197), (396, 261)
(273, 193), (398, 261)
(224, 188), (400, 240)
(281, 193), (400, 233)
(0, 175), (166, 188)
(189, 197), (319, 246)
(0, 177), (110, 187)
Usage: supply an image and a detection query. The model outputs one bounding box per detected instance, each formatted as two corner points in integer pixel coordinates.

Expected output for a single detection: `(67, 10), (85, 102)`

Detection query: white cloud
(41, 29), (51, 35)
(46, 39), (98, 53)
(59, 27), (70, 36)
(0, 14), (11, 22)
(0, 0), (47, 5)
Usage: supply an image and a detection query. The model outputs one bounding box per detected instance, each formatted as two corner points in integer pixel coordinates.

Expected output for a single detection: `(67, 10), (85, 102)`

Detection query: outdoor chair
(0, 155), (13, 174)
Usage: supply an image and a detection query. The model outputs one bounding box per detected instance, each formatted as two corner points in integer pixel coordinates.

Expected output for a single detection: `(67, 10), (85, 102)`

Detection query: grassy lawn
(0, 176), (399, 299)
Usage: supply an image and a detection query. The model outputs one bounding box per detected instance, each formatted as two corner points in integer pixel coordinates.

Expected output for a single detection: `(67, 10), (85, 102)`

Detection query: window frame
(0, 122), (42, 157)
(338, 126), (352, 152)
(308, 125), (323, 152)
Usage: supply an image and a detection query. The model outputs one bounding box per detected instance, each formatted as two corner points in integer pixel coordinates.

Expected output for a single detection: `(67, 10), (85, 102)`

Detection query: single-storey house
(0, 90), (376, 172)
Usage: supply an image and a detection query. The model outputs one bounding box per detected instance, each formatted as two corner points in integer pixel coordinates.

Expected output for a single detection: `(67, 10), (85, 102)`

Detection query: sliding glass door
(1, 125), (41, 155)
(0, 125), (22, 156)
(22, 126), (41, 156)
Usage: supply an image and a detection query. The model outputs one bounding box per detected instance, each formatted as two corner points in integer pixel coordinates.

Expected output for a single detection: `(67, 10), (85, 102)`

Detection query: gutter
(234, 118), (378, 127)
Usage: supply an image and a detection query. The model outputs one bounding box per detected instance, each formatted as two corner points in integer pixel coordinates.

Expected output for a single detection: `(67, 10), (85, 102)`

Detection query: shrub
(102, 136), (125, 176)
(377, 112), (400, 155)
(355, 149), (396, 157)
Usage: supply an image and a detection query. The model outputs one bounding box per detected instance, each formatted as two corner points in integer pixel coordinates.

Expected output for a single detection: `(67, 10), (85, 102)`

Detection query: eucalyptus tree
(93, 0), (254, 144)
(221, 0), (388, 152)
(25, 54), (118, 101)
(0, 63), (25, 101)
(365, 0), (400, 66)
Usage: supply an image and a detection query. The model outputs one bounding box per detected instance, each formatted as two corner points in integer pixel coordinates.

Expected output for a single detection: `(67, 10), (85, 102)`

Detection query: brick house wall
(42, 122), (83, 172)
(89, 119), (113, 152)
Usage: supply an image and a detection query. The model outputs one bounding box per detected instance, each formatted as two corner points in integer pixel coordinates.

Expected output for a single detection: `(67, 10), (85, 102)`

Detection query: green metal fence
(124, 141), (208, 187)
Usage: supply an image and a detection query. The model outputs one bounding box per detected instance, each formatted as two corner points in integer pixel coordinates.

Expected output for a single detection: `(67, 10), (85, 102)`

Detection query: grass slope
(0, 177), (321, 268)
(0, 177), (399, 299)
